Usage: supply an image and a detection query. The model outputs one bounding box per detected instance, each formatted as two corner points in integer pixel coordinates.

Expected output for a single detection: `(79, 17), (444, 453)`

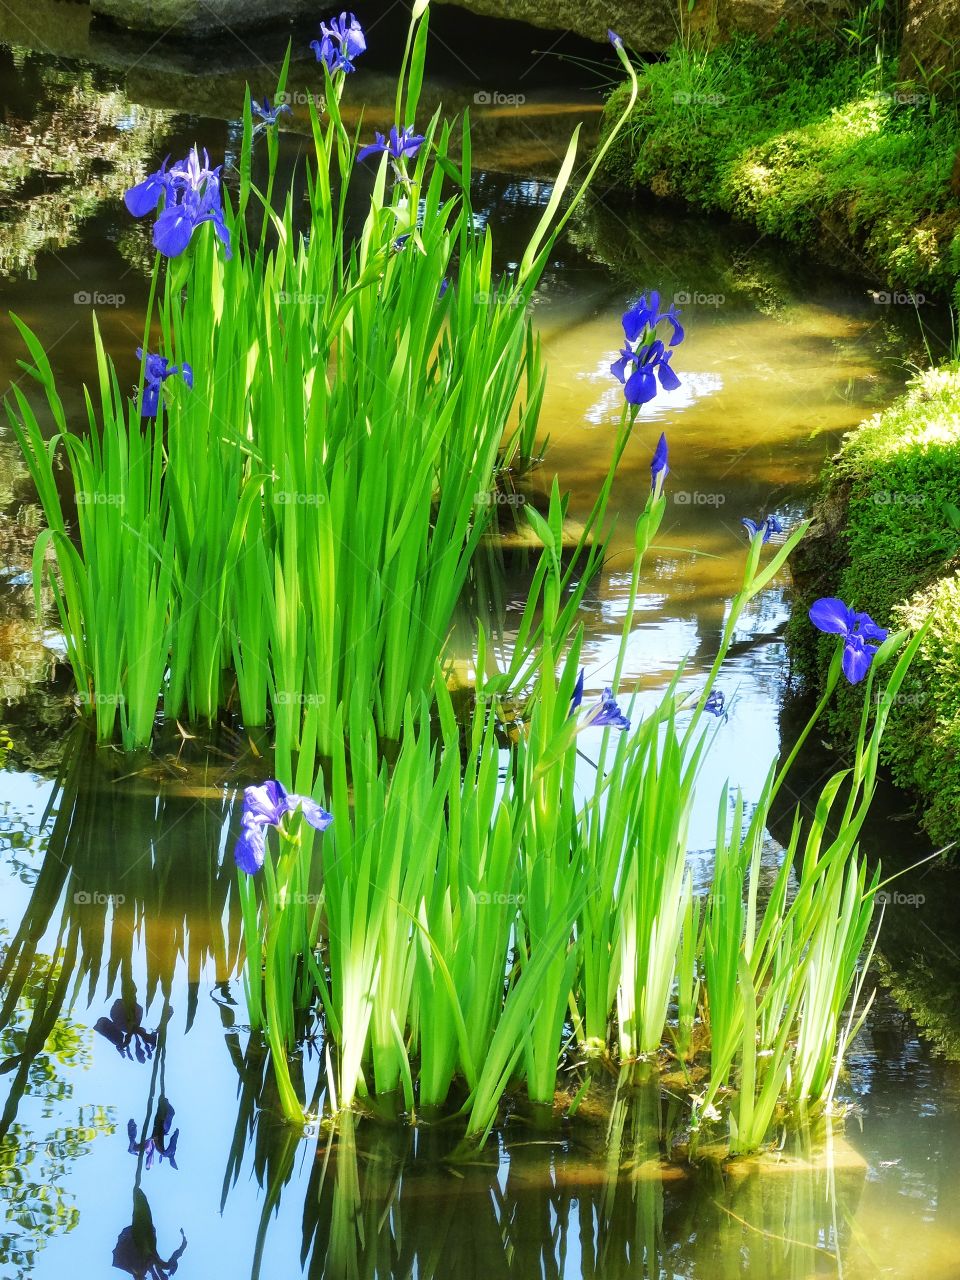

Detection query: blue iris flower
(124, 145), (231, 260)
(234, 779), (333, 875)
(622, 291), (684, 347)
(587, 688), (631, 732)
(357, 125), (425, 164)
(741, 514), (783, 543)
(611, 338), (681, 406)
(611, 293), (684, 407)
(650, 432), (669, 492)
(252, 96), (292, 127)
(311, 11), (366, 74)
(704, 689), (726, 717)
(137, 348), (193, 418)
(809, 597), (889, 684)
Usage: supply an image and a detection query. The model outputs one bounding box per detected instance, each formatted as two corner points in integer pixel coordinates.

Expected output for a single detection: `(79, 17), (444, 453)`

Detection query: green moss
(600, 28), (960, 297)
(792, 366), (960, 845)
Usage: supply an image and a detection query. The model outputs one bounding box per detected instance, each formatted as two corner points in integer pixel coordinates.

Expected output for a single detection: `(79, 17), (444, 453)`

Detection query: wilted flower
(357, 125), (425, 164)
(95, 999), (158, 1063)
(741, 514), (782, 543)
(650, 433), (669, 493)
(311, 11), (366, 74)
(137, 348), (193, 418)
(128, 1097), (179, 1171)
(234, 779), (333, 874)
(611, 293), (684, 407)
(252, 96), (292, 127)
(809, 597), (888, 684)
(124, 146), (231, 260)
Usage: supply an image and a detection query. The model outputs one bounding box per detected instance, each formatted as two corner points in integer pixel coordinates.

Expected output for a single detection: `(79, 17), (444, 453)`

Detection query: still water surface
(0, 13), (958, 1279)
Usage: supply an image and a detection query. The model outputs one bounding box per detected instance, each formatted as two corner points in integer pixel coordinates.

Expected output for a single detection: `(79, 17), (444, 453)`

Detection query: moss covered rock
(790, 365), (960, 846)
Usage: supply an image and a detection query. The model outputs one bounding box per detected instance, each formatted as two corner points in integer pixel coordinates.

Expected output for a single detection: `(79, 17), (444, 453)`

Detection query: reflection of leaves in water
(0, 925), (114, 1279)
(0, 48), (171, 279)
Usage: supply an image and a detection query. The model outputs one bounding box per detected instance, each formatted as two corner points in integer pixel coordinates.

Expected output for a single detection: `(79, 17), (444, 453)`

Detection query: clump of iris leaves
(3, 3), (929, 1157)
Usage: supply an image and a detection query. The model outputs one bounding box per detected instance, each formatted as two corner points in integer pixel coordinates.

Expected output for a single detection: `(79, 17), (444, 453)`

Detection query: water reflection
(111, 1189), (187, 1279)
(0, 924), (115, 1277)
(223, 1073), (875, 1280)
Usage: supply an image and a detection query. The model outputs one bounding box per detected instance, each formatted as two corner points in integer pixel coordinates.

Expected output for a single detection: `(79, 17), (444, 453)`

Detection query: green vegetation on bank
(600, 27), (960, 305)
(789, 364), (960, 844)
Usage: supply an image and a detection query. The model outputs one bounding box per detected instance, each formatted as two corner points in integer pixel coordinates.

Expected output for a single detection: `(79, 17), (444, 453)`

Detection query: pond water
(1, 10), (959, 1279)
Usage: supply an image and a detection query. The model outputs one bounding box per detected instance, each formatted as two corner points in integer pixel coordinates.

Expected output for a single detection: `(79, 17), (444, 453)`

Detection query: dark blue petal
(657, 351), (681, 391)
(842, 635), (873, 683)
(610, 349), (635, 385)
(124, 170), (169, 218)
(140, 382), (161, 418)
(153, 206), (196, 259)
(624, 365), (656, 405)
(589, 688), (630, 731)
(234, 821), (267, 874)
(809, 597), (853, 637)
(356, 133), (388, 163)
(650, 433), (669, 490)
(568, 667), (585, 716)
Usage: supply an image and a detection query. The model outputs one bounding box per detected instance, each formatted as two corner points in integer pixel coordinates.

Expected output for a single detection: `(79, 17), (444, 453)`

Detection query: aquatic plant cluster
(2, 4), (922, 1157)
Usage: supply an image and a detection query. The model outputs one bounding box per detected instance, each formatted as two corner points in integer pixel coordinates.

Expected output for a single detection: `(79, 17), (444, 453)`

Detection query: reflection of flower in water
(112, 1189), (186, 1278)
(127, 1096), (179, 1170)
(95, 999), (158, 1063)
